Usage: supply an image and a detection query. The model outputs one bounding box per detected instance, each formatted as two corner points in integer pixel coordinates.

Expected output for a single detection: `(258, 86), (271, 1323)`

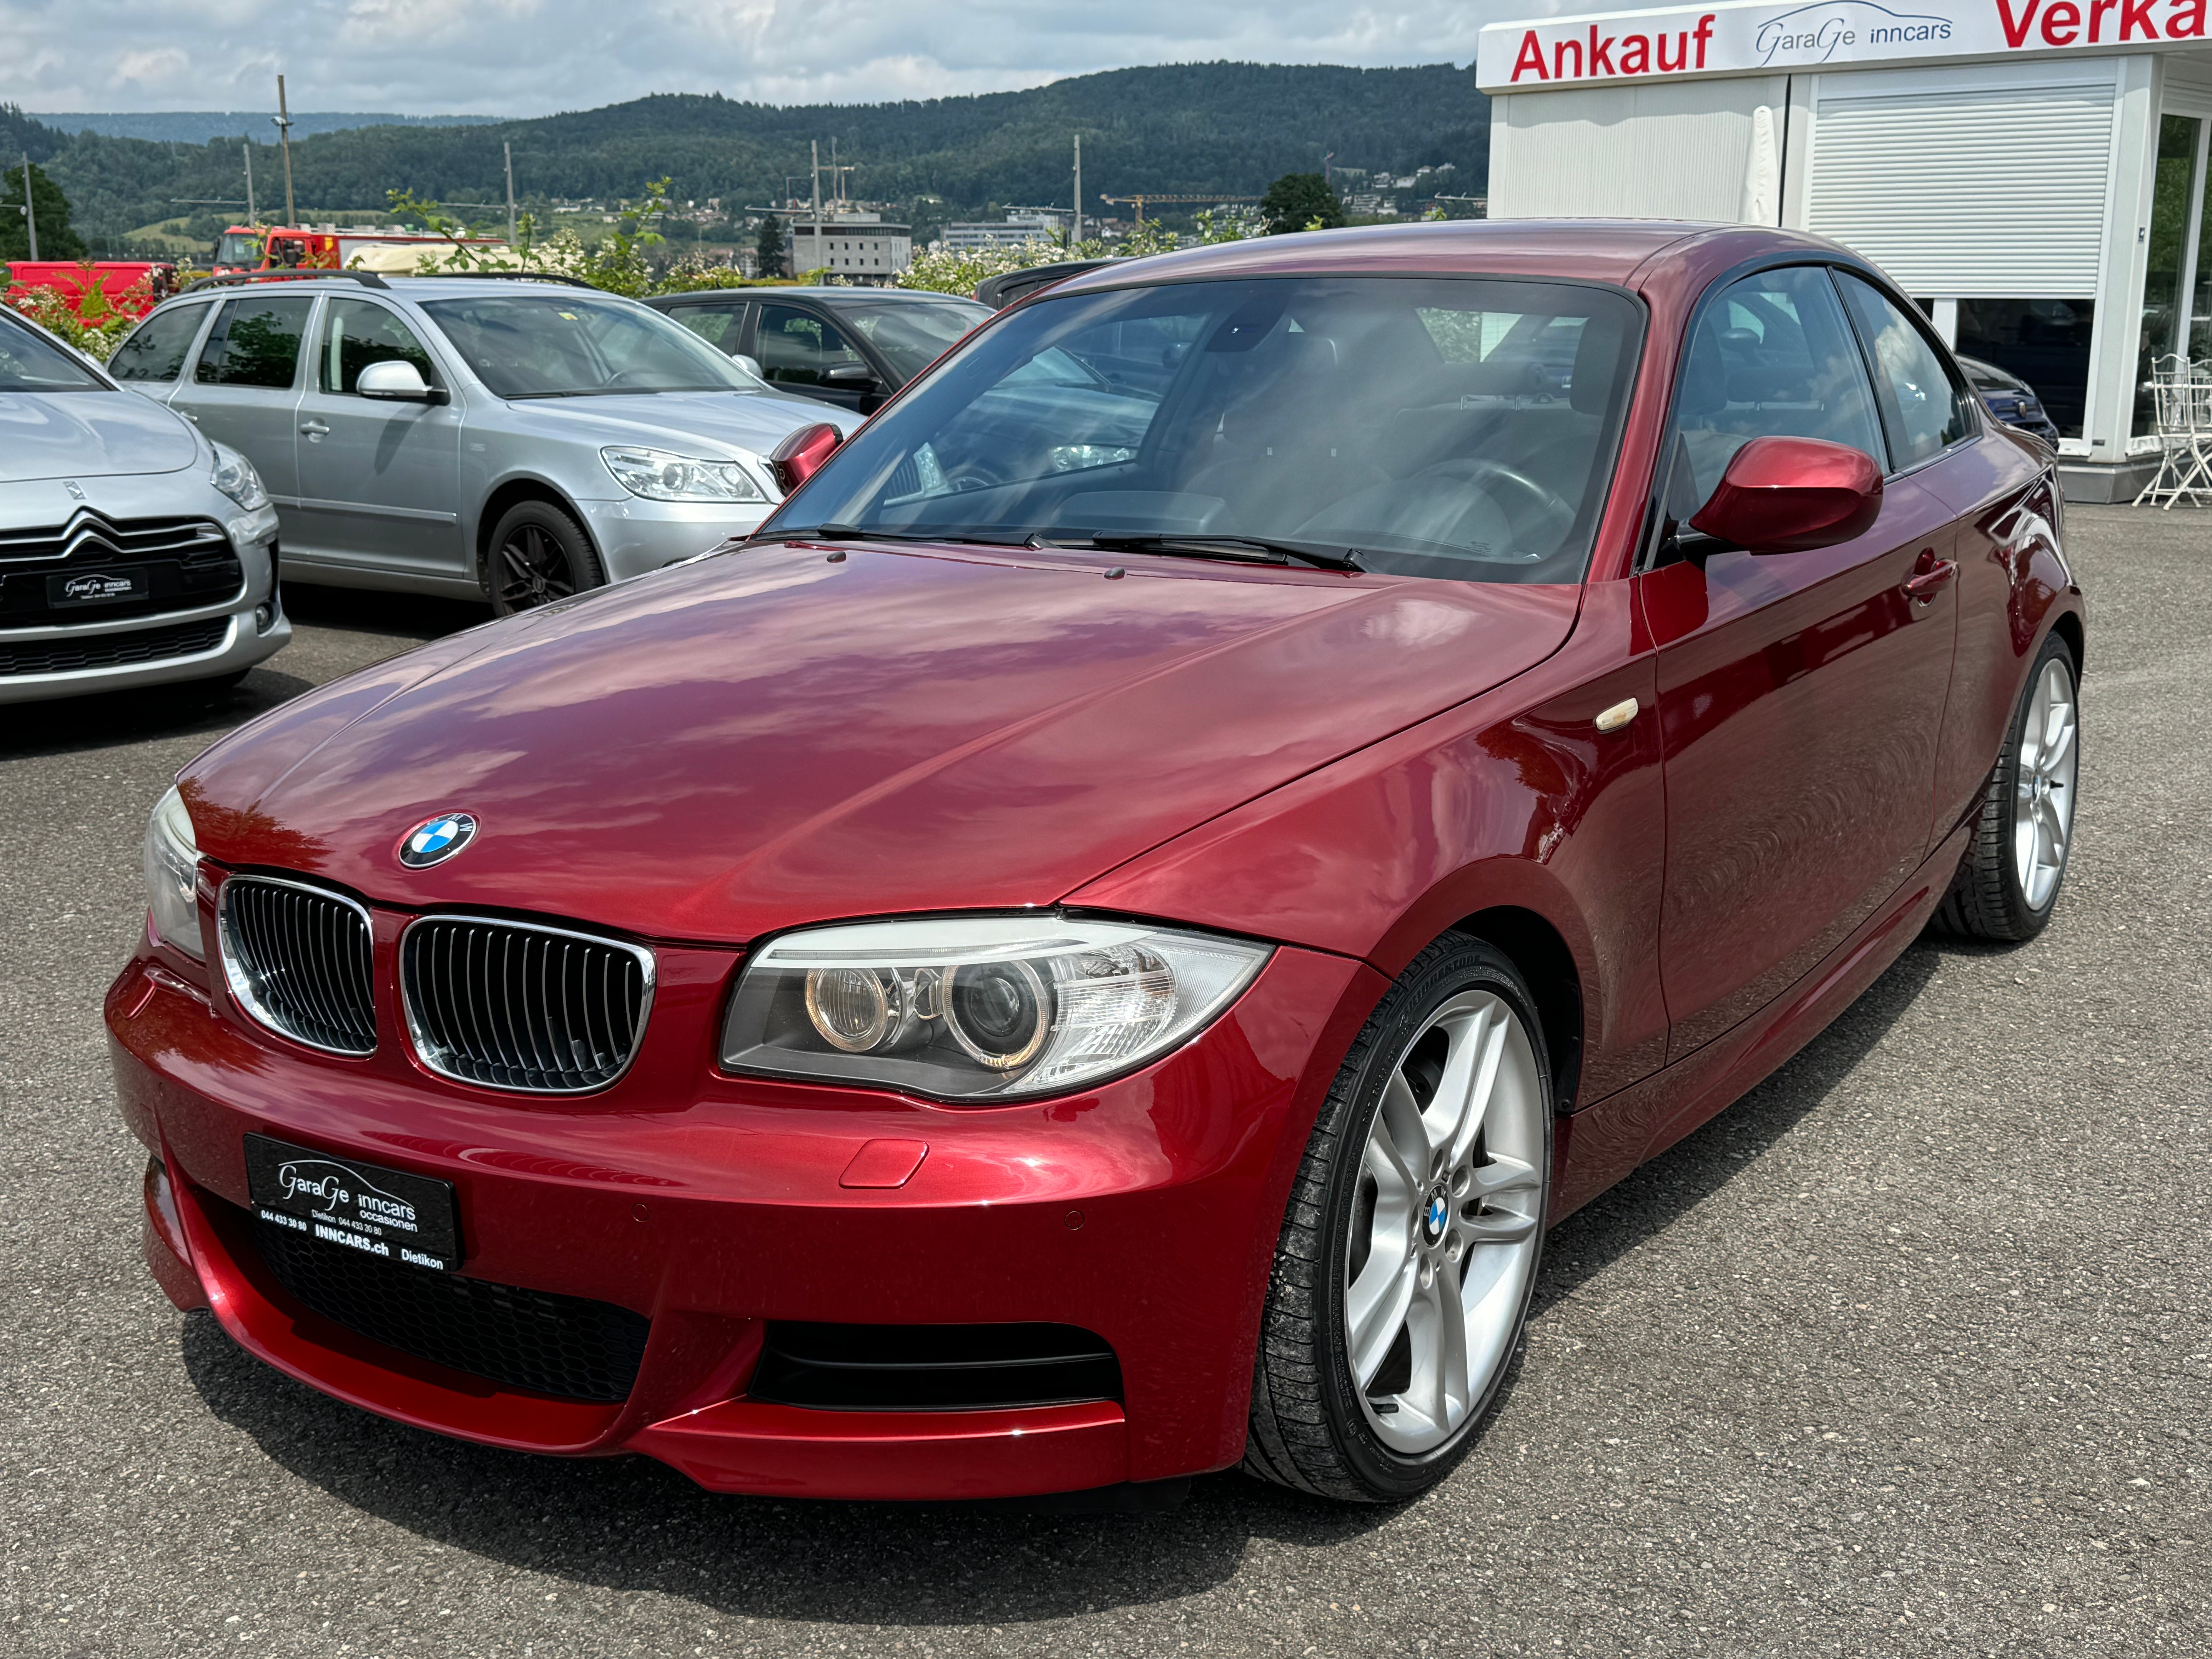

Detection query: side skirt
(1550, 818), (1971, 1223)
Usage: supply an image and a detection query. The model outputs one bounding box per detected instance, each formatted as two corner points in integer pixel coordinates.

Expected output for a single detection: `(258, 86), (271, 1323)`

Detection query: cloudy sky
(0, 0), (1598, 115)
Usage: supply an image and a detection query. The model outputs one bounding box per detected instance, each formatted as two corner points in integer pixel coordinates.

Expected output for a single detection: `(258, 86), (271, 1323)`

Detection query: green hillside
(5, 63), (1488, 252)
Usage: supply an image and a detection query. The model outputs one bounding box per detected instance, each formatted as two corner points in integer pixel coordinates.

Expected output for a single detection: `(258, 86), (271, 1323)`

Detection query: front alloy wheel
(1245, 934), (1551, 1501)
(487, 500), (605, 617)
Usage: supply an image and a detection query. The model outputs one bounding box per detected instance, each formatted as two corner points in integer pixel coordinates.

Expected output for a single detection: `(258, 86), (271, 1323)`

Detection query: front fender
(1068, 579), (1670, 1107)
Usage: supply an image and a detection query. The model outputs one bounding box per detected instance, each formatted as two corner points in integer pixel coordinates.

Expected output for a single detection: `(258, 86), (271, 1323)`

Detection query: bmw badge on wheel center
(108, 221), (2085, 1504)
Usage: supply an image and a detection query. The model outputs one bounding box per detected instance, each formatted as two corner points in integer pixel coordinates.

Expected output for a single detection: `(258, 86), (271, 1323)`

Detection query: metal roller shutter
(1804, 75), (2117, 297)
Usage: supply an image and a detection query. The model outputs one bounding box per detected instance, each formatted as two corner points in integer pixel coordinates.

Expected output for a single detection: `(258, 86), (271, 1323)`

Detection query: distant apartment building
(787, 213), (912, 282)
(940, 212), (1067, 251)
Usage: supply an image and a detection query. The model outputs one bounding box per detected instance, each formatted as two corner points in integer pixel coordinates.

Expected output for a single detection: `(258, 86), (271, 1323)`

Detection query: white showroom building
(1479, 0), (2212, 496)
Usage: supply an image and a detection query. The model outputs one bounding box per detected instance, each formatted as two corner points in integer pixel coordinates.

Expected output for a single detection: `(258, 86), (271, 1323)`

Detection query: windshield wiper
(1077, 533), (1365, 572)
(759, 524), (1036, 548)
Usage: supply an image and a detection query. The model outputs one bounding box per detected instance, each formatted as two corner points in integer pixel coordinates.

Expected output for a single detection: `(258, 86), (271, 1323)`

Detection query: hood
(0, 390), (199, 484)
(508, 388), (857, 457)
(182, 544), (1581, 943)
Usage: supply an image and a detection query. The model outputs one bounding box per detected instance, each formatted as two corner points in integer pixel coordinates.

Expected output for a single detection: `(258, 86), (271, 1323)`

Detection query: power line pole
(809, 139), (822, 272)
(504, 142), (517, 244)
(19, 153), (36, 261)
(242, 143), (257, 223)
(1072, 134), (1083, 249)
(273, 75), (297, 225)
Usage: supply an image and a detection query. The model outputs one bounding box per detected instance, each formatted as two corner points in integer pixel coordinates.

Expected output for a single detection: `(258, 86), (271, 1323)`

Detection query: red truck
(212, 224), (504, 276)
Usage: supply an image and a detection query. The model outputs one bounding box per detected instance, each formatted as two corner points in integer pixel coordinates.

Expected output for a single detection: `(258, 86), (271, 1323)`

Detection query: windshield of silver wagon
(779, 275), (1645, 582)
(421, 293), (759, 398)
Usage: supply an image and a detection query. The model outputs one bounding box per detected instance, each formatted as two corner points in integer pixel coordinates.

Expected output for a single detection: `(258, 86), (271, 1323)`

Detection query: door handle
(1903, 553), (1957, 604)
(299, 419), (331, 439)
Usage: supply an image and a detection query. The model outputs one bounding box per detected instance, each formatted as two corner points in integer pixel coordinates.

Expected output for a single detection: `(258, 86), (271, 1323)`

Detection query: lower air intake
(253, 1212), (649, 1403)
(749, 1322), (1123, 1411)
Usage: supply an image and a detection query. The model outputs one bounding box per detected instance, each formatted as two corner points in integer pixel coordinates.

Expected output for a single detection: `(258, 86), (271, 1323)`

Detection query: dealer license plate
(244, 1133), (460, 1271)
(47, 567), (148, 607)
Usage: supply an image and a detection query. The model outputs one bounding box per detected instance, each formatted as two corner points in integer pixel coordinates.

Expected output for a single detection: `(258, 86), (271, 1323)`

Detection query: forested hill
(7, 62), (1488, 247)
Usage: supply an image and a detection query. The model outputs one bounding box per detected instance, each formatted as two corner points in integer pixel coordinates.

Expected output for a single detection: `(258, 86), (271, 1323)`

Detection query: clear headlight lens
(210, 443), (269, 512)
(720, 915), (1272, 1100)
(601, 446), (767, 503)
(142, 785), (204, 960)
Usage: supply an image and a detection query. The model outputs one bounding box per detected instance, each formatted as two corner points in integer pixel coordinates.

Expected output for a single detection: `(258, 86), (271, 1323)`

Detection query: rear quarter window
(108, 304), (206, 383)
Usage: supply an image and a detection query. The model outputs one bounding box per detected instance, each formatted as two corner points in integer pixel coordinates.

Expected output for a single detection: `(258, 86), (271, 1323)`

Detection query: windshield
(217, 231), (262, 266)
(837, 299), (991, 383)
(421, 293), (760, 398)
(0, 315), (104, 392)
(776, 276), (1643, 582)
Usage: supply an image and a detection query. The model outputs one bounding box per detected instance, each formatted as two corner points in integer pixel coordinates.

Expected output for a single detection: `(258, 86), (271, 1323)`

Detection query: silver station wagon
(107, 273), (860, 613)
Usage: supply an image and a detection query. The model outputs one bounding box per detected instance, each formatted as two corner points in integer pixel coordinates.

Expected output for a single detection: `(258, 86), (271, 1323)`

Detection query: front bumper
(573, 496), (778, 584)
(107, 928), (1377, 1499)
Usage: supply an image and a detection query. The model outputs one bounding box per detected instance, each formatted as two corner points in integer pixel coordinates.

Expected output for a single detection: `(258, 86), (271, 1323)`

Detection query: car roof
(1044, 220), (1868, 296)
(649, 287), (977, 306)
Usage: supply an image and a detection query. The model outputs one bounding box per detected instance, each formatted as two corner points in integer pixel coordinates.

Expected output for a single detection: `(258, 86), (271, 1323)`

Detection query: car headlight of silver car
(142, 785), (204, 961)
(210, 443), (270, 513)
(601, 446), (767, 503)
(720, 915), (1272, 1100)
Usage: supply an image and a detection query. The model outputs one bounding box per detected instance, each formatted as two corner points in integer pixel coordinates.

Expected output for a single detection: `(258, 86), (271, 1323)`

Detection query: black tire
(486, 500), (605, 617)
(1934, 630), (2080, 943)
(1243, 933), (1553, 1503)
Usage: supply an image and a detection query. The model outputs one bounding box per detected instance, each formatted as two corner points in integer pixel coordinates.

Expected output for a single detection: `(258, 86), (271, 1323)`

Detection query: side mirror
(768, 421), (843, 496)
(824, 362), (877, 386)
(1688, 435), (1883, 553)
(358, 359), (435, 402)
(729, 352), (765, 381)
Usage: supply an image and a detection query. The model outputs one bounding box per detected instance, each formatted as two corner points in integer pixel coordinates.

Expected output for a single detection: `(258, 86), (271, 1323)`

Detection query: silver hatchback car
(107, 273), (861, 612)
(0, 306), (288, 706)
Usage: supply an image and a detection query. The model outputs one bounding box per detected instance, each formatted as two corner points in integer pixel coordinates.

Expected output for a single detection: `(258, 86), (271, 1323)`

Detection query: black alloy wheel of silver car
(1245, 934), (1551, 1501)
(1936, 631), (2081, 942)
(488, 500), (606, 617)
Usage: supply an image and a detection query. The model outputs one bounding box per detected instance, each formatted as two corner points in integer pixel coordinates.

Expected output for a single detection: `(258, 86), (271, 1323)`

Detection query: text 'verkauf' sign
(1476, 0), (2209, 91)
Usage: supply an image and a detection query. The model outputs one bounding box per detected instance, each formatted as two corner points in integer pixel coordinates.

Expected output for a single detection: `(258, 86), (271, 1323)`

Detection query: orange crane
(1098, 193), (1260, 225)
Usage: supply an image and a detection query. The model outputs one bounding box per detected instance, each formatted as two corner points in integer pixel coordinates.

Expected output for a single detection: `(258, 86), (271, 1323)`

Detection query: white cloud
(0, 0), (1644, 115)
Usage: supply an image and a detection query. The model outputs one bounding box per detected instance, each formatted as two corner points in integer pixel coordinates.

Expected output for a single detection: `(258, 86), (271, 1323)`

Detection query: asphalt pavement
(2, 510), (2205, 1658)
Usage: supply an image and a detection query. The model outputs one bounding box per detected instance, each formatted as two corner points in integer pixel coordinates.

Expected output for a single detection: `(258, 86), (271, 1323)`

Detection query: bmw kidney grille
(401, 917), (654, 1093)
(219, 877), (379, 1056)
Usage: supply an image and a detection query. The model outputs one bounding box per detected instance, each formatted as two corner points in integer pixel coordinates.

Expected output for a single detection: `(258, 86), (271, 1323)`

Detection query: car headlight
(210, 443), (269, 513)
(720, 915), (1272, 1100)
(142, 785), (204, 961)
(601, 446), (767, 503)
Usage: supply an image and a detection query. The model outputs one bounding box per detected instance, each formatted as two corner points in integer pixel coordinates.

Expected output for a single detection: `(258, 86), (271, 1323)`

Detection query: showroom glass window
(2137, 112), (2203, 436)
(1955, 299), (2094, 441)
(194, 295), (314, 388)
(106, 304), (205, 384)
(779, 276), (1645, 584)
(319, 299), (438, 394)
(1661, 264), (1886, 522)
(1836, 272), (1974, 469)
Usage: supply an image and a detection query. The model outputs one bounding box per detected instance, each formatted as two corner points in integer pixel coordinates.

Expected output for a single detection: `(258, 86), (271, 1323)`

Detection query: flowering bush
(5, 264), (173, 362)
(896, 238), (1071, 297)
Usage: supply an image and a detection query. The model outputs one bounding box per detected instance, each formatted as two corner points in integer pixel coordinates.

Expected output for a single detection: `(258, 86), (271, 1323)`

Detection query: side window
(107, 305), (205, 383)
(756, 305), (866, 386)
(1665, 265), (1886, 517)
(320, 299), (436, 394)
(666, 302), (747, 351)
(1836, 271), (1975, 469)
(194, 295), (314, 389)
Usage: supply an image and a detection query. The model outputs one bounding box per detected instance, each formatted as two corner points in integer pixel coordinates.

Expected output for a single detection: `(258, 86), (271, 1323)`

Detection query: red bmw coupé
(108, 221), (2083, 1505)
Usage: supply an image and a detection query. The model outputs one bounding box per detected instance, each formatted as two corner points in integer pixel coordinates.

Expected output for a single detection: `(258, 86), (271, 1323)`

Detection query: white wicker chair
(2134, 354), (2212, 508)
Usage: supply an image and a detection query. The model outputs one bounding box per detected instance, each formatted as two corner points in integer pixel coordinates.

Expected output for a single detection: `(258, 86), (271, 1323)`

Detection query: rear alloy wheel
(1244, 935), (1551, 1501)
(1936, 631), (2079, 942)
(487, 500), (605, 617)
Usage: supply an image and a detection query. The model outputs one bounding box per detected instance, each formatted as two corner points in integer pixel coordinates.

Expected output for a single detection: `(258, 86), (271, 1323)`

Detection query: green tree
(755, 213), (785, 276)
(1259, 172), (1344, 237)
(1, 161), (87, 260)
